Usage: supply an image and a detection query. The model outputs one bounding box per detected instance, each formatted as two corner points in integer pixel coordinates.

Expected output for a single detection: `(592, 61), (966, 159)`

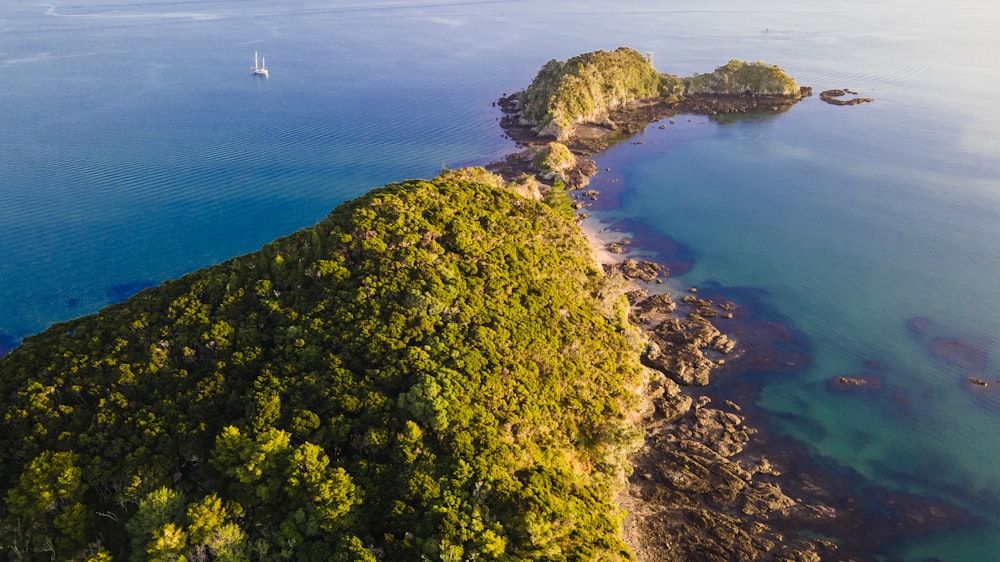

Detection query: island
(491, 47), (811, 187)
(0, 48), (950, 561)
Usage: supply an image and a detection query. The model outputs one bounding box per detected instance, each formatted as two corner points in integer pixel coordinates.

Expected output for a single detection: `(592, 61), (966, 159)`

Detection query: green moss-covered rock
(532, 141), (576, 180)
(683, 59), (801, 96)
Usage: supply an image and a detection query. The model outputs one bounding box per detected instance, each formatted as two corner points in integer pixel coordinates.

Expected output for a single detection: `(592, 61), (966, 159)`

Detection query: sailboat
(251, 50), (268, 77)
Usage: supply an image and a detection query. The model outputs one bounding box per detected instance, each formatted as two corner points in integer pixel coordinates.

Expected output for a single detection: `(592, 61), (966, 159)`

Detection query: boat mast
(252, 50), (268, 77)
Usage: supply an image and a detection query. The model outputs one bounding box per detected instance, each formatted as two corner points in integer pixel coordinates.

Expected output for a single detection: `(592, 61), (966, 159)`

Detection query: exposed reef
(615, 281), (973, 561)
(820, 88), (874, 106)
(828, 374), (884, 391)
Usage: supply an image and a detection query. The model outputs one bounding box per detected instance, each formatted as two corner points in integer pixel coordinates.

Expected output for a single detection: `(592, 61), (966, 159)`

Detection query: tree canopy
(0, 168), (644, 561)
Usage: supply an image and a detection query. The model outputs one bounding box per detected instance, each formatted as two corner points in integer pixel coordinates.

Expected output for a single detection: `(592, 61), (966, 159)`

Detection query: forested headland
(0, 168), (646, 560)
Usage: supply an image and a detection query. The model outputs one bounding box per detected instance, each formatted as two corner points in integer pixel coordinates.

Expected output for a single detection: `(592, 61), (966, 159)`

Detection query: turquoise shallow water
(3, 0), (999, 558)
(588, 100), (1000, 557)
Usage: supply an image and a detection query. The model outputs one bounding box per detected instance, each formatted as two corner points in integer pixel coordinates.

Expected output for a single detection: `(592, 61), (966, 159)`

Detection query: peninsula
(0, 47), (942, 561)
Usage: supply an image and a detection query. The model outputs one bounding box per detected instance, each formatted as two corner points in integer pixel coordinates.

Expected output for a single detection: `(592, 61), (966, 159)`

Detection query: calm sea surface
(2, 1), (999, 559)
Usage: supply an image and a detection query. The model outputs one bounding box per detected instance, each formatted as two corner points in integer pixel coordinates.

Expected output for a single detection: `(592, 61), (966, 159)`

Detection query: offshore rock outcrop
(820, 88), (874, 106)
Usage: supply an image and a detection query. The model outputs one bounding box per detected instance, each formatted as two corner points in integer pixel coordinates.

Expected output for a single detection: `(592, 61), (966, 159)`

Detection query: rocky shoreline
(492, 89), (812, 159)
(487, 91), (970, 560)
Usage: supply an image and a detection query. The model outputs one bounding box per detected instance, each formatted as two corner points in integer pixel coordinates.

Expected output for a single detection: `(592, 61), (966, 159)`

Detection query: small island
(497, 47), (809, 152)
(490, 47), (812, 190)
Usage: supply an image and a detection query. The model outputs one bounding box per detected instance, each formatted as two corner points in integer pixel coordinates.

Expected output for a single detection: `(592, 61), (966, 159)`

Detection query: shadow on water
(107, 280), (157, 303)
(0, 333), (15, 358)
(0, 280), (158, 358)
(709, 106), (793, 126)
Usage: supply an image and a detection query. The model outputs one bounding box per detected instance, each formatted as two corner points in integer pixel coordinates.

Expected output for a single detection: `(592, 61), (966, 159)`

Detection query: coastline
(487, 92), (972, 560)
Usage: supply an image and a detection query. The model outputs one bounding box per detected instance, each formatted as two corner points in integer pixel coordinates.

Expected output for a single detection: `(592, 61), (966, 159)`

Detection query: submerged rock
(930, 337), (990, 373)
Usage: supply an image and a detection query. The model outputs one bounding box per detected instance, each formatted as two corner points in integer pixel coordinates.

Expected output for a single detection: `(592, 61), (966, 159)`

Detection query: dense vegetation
(683, 59), (801, 96)
(516, 47), (799, 139)
(0, 168), (646, 561)
(518, 47), (679, 139)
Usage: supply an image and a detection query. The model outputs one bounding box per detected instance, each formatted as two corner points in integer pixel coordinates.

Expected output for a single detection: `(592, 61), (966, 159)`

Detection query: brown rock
(651, 376), (694, 422)
(621, 258), (663, 282)
(644, 341), (714, 386)
(741, 481), (797, 516)
(635, 292), (676, 317)
(625, 289), (650, 305)
(828, 374), (883, 391)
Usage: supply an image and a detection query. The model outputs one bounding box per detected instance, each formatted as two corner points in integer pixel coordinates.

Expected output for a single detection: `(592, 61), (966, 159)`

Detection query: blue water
(3, 1), (999, 559)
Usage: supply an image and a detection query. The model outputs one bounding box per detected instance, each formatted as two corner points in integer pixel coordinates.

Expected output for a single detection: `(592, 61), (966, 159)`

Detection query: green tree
(125, 486), (186, 562)
(4, 450), (91, 558)
(126, 488), (248, 562)
(210, 426), (290, 503)
(282, 442), (358, 532)
(185, 494), (247, 561)
(532, 141), (575, 180)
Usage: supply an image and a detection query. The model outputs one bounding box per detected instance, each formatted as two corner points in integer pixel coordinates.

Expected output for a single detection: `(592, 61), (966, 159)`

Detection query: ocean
(2, 1), (998, 559)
